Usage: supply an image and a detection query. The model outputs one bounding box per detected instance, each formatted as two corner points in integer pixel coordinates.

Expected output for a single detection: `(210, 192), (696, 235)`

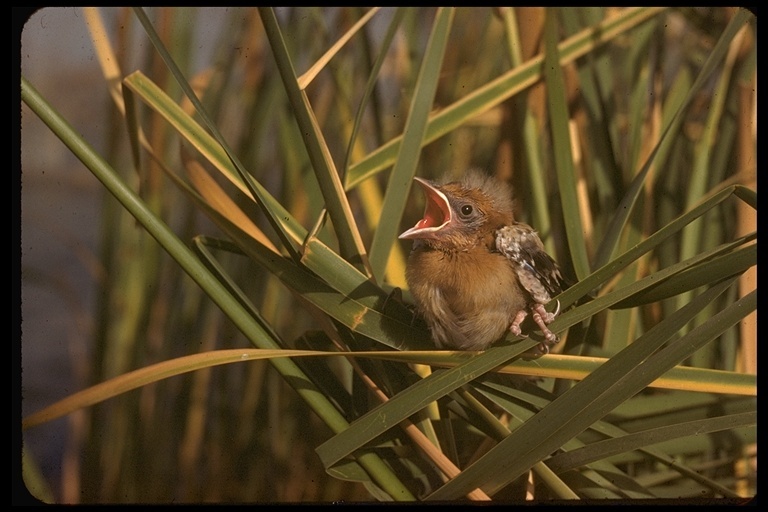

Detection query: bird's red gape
(400, 177), (453, 239)
(399, 171), (568, 354)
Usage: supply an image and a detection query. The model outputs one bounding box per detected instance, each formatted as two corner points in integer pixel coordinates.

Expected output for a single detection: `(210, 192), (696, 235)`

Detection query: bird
(399, 170), (568, 353)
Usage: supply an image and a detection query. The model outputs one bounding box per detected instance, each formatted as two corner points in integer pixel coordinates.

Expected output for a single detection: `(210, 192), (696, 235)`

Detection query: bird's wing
(495, 224), (565, 304)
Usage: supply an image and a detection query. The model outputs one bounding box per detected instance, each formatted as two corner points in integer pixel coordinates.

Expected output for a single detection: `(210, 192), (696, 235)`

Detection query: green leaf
(426, 279), (751, 499)
(368, 7), (455, 281)
(344, 7), (667, 190)
(315, 341), (539, 470)
(546, 411), (757, 473)
(258, 7), (372, 274)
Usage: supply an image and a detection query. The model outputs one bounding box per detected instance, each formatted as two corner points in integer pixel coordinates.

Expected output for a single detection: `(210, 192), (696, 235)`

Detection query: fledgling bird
(399, 171), (568, 353)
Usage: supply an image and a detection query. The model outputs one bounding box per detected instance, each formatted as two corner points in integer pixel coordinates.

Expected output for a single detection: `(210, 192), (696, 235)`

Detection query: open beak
(399, 177), (453, 240)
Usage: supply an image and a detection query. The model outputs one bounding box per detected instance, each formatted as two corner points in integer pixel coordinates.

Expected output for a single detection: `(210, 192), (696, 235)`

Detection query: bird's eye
(460, 204), (473, 216)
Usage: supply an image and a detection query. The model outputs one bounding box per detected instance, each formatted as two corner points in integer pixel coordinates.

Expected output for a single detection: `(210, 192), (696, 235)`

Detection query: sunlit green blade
(132, 7), (303, 261)
(122, 70), (307, 244)
(368, 7), (454, 281)
(259, 7), (372, 274)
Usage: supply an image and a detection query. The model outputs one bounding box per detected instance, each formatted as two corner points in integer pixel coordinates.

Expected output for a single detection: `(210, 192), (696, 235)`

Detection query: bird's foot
(509, 310), (529, 337)
(531, 303), (558, 343)
(511, 302), (561, 355)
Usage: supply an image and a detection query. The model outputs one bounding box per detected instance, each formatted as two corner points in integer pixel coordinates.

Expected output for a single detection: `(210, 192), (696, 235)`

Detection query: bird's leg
(509, 310), (529, 337)
(511, 300), (561, 349)
(531, 303), (558, 344)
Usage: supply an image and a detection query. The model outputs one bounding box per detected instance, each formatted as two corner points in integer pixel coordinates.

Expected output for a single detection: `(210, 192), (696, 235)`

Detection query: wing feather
(495, 223), (566, 303)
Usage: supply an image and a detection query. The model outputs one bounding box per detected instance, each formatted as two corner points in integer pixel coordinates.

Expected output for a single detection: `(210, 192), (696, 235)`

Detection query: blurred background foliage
(20, 7), (755, 503)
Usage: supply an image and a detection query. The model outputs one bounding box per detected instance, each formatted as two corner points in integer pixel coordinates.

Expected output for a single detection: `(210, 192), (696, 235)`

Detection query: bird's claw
(509, 310), (529, 337)
(552, 299), (561, 317)
(511, 303), (561, 353)
(532, 303), (559, 344)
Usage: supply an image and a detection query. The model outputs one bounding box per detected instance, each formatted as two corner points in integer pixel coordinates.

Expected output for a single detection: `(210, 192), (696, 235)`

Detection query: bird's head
(399, 171), (515, 251)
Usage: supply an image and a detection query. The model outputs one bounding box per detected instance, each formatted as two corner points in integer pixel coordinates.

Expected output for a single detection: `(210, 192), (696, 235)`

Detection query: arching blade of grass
(152, 151), (431, 349)
(122, 70), (307, 246)
(22, 349), (335, 429)
(557, 185), (755, 310)
(132, 7), (304, 262)
(546, 411), (756, 474)
(614, 241), (756, 307)
(123, 72), (405, 319)
(551, 233), (754, 341)
(477, 383), (749, 498)
(23, 344), (755, 430)
(355, 351), (756, 395)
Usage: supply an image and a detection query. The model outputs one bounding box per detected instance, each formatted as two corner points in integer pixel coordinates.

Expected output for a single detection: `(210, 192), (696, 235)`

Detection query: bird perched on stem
(399, 171), (568, 354)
